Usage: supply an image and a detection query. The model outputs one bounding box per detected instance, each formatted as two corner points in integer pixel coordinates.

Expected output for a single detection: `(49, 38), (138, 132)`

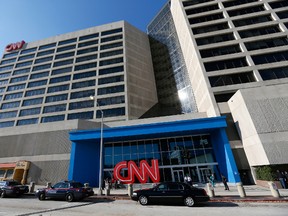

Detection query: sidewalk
(90, 184), (288, 203)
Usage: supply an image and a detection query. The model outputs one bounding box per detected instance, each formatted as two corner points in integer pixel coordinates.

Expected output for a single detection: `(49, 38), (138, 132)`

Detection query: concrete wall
(228, 84), (288, 166)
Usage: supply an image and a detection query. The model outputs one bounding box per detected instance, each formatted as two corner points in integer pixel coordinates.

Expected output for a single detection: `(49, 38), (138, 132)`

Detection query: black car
(0, 180), (29, 198)
(35, 180), (94, 202)
(131, 182), (209, 207)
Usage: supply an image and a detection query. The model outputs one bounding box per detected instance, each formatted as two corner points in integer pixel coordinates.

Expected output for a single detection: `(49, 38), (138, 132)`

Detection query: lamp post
(90, 95), (104, 195)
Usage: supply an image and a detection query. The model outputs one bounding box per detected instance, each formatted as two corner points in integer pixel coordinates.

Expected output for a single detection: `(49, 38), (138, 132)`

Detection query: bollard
(236, 182), (246, 197)
(29, 181), (35, 193)
(128, 184), (133, 197)
(104, 181), (110, 196)
(46, 182), (52, 188)
(268, 181), (280, 198)
(206, 183), (215, 198)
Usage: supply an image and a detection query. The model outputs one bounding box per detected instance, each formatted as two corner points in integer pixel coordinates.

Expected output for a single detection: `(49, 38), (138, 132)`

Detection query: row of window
(183, 0), (258, 8)
(0, 106), (125, 128)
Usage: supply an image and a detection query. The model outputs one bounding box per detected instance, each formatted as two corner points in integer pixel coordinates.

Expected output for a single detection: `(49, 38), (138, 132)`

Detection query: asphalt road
(0, 195), (287, 216)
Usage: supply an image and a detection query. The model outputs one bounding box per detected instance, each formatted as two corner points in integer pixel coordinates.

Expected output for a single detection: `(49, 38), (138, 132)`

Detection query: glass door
(199, 168), (212, 183)
(172, 169), (184, 182)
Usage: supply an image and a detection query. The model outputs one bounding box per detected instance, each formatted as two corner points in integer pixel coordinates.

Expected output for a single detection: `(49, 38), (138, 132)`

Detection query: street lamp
(90, 95), (104, 195)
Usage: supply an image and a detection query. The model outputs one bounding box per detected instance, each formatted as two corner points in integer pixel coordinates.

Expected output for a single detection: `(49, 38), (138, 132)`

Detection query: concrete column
(268, 181), (280, 198)
(128, 184), (133, 197)
(29, 182), (35, 193)
(206, 183), (215, 197)
(236, 182), (246, 197)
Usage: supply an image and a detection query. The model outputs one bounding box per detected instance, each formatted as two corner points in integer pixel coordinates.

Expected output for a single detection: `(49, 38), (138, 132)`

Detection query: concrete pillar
(128, 184), (133, 197)
(206, 183), (215, 198)
(29, 182), (35, 193)
(268, 181), (280, 198)
(236, 182), (246, 197)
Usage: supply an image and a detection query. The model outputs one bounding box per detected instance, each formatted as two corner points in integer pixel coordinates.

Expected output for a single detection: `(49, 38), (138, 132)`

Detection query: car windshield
(8, 181), (20, 186)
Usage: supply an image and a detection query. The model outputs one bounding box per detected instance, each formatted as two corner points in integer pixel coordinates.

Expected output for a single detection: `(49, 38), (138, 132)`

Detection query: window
(47, 84), (70, 93)
(4, 92), (23, 100)
(269, 0), (288, 9)
(100, 49), (123, 58)
(57, 45), (76, 52)
(100, 42), (123, 50)
(75, 54), (97, 63)
(17, 118), (38, 126)
(245, 37), (288, 51)
(97, 85), (124, 95)
(0, 121), (14, 128)
(101, 28), (122, 36)
(53, 59), (73, 67)
(78, 39), (98, 48)
(79, 33), (99, 41)
(183, 0), (213, 7)
(1, 58), (16, 65)
(43, 104), (66, 113)
(97, 107), (125, 118)
(18, 54), (35, 61)
(68, 111), (94, 120)
(196, 33), (235, 46)
(214, 92), (236, 102)
(204, 57), (248, 71)
(41, 115), (65, 123)
(72, 80), (95, 89)
(77, 47), (98, 55)
(97, 96), (125, 106)
(35, 56), (53, 64)
(99, 57), (123, 66)
(276, 11), (288, 19)
(37, 49), (55, 57)
(45, 94), (68, 103)
(101, 35), (123, 43)
(7, 84), (26, 91)
(0, 72), (11, 79)
(233, 15), (272, 27)
(30, 71), (50, 79)
(222, 0), (259, 8)
(13, 68), (30, 76)
(259, 66), (288, 80)
(3, 52), (18, 59)
(58, 38), (77, 46)
(192, 22), (229, 35)
(49, 75), (71, 84)
(252, 51), (288, 65)
(68, 100), (94, 110)
(70, 89), (95, 99)
(185, 4), (219, 16)
(55, 51), (75, 60)
(0, 111), (17, 119)
(73, 71), (96, 80)
(39, 43), (56, 50)
(25, 88), (45, 97)
(239, 25), (281, 38)
(200, 45), (241, 58)
(189, 13), (224, 25)
(32, 63), (51, 72)
(22, 98), (43, 106)
(100, 66), (124, 76)
(209, 72), (256, 87)
(0, 80), (8, 86)
(74, 62), (97, 71)
(52, 67), (72, 76)
(1, 101), (20, 109)
(0, 65), (13, 72)
(16, 60), (33, 68)
(10, 75), (28, 83)
(19, 107), (41, 116)
(227, 5), (265, 17)
(0, 87), (4, 93)
(20, 47), (37, 55)
(27, 80), (47, 88)
(98, 75), (124, 85)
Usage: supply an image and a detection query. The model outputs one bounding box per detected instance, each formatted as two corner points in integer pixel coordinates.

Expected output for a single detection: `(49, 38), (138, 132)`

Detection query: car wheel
(66, 193), (74, 202)
(38, 193), (46, 201)
(184, 196), (195, 207)
(0, 191), (6, 198)
(138, 195), (148, 205)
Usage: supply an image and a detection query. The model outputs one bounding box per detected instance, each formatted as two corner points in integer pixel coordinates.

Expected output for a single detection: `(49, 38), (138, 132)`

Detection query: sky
(0, 0), (167, 54)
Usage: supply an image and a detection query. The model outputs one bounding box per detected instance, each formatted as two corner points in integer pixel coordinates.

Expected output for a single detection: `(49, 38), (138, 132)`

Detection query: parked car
(35, 180), (94, 202)
(0, 180), (29, 198)
(131, 182), (209, 207)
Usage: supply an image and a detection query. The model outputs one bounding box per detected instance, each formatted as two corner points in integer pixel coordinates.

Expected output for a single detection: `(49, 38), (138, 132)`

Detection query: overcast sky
(0, 0), (167, 53)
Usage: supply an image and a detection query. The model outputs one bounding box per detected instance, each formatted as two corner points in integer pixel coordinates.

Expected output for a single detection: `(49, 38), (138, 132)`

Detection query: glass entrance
(172, 169), (184, 182)
(199, 168), (213, 183)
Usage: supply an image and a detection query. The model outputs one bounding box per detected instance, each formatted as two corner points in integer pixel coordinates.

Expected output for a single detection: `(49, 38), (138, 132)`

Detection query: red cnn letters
(113, 159), (160, 184)
(5, 40), (25, 52)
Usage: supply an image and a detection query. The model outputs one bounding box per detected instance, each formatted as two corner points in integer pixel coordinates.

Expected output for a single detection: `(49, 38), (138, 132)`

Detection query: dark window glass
(204, 57), (248, 72)
(55, 51), (75, 60)
(209, 72), (256, 87)
(78, 40), (98, 48)
(69, 100), (94, 110)
(19, 107), (41, 116)
(200, 45), (241, 58)
(18, 54), (35, 61)
(53, 59), (73, 67)
(227, 5), (265, 17)
(47, 84), (69, 93)
(98, 75), (124, 85)
(72, 80), (95, 89)
(0, 111), (17, 119)
(0, 58), (16, 65)
(100, 49), (123, 58)
(17, 118), (38, 125)
(196, 33), (235, 46)
(192, 22), (229, 35)
(3, 52), (18, 59)
(27, 79), (47, 88)
(25, 88), (45, 97)
(7, 84), (26, 91)
(100, 42), (123, 50)
(233, 15), (272, 27)
(45, 94), (68, 103)
(97, 96), (125, 106)
(41, 115), (65, 123)
(10, 75), (28, 83)
(252, 51), (288, 65)
(99, 66), (124, 75)
(74, 62), (97, 71)
(4, 92), (23, 100)
(52, 67), (72, 76)
(101, 28), (122, 36)
(13, 68), (30, 75)
(101, 35), (123, 43)
(245, 37), (288, 51)
(70, 89), (95, 99)
(57, 45), (76, 52)
(277, 10), (288, 19)
(32, 63), (51, 72)
(97, 107), (125, 118)
(37, 49), (55, 57)
(39, 43), (56, 50)
(183, 0), (213, 7)
(99, 57), (123, 66)
(22, 98), (43, 106)
(73, 71), (96, 80)
(77, 47), (98, 55)
(1, 101), (20, 109)
(0, 121), (14, 128)
(214, 92), (235, 102)
(49, 75), (71, 84)
(186, 4), (219, 16)
(0, 79), (8, 86)
(30, 71), (49, 79)
(97, 85), (124, 95)
(35, 56), (53, 64)
(16, 61), (33, 68)
(76, 54), (97, 63)
(0, 65), (13, 72)
(43, 104), (66, 113)
(189, 13), (224, 25)
(68, 111), (94, 120)
(79, 33), (99, 41)
(58, 38), (77, 46)
(269, 0), (288, 9)
(0, 72), (11, 78)
(223, 0), (258, 8)
(259, 66), (288, 80)
(239, 25), (281, 38)
(20, 47), (37, 55)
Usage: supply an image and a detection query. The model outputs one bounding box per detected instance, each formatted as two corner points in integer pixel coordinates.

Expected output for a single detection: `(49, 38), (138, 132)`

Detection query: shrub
(255, 166), (275, 181)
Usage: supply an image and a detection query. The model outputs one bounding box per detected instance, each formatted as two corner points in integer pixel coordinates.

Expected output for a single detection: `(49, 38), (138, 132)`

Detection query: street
(0, 196), (287, 216)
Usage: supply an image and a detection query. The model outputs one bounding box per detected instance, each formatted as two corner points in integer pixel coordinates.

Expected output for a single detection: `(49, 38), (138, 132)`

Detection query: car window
(0, 181), (5, 186)
(157, 183), (168, 191)
(53, 183), (63, 188)
(168, 183), (179, 191)
(71, 182), (83, 188)
(8, 181), (20, 186)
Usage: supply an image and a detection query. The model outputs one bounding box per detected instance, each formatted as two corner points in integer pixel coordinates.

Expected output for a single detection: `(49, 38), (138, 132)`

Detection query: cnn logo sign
(5, 40), (25, 52)
(113, 159), (160, 184)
